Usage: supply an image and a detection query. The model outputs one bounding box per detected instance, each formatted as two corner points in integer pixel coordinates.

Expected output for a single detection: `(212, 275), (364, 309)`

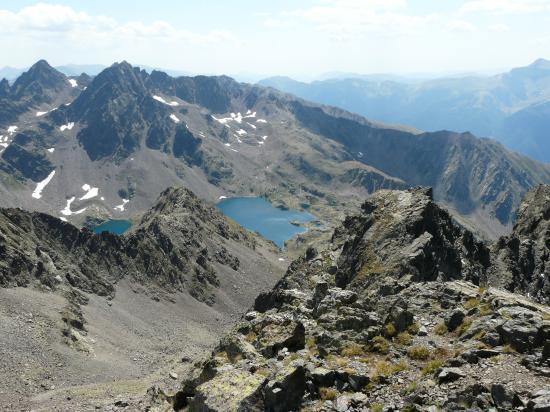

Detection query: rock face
(0, 186), (262, 304)
(490, 184), (550, 304)
(172, 187), (550, 411)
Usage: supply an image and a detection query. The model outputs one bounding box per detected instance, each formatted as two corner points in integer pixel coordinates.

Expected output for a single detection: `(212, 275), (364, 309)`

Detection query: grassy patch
(407, 345), (430, 360)
(370, 403), (384, 412)
(370, 336), (390, 354)
(464, 297), (480, 310)
(407, 322), (420, 335)
(384, 322), (397, 338)
(319, 386), (338, 401)
(421, 359), (444, 375)
(457, 317), (473, 336)
(341, 342), (366, 357)
(434, 322), (448, 335)
(395, 332), (412, 346)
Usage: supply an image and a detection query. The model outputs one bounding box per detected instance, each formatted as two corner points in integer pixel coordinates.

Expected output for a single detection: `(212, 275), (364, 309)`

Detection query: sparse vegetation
(319, 386), (338, 400)
(434, 322), (448, 335)
(384, 322), (397, 338)
(405, 380), (418, 393)
(464, 297), (480, 310)
(395, 331), (412, 346)
(422, 359), (444, 375)
(407, 345), (430, 360)
(370, 403), (384, 412)
(407, 322), (420, 335)
(370, 335), (390, 354)
(341, 342), (366, 357)
(457, 317), (473, 336)
(244, 331), (257, 343)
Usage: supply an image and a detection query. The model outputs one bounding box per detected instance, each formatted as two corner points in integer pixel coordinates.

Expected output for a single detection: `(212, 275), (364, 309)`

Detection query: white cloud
(281, 0), (438, 39)
(0, 3), (235, 44)
(460, 0), (550, 14)
(446, 20), (478, 32)
(488, 23), (510, 32)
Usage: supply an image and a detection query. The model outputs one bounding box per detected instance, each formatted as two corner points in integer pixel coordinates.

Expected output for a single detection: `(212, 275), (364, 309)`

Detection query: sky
(0, 0), (549, 80)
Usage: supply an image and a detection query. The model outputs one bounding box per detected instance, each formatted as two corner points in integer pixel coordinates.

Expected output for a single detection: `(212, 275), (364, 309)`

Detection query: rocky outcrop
(0, 186), (256, 304)
(170, 188), (550, 411)
(491, 184), (550, 304)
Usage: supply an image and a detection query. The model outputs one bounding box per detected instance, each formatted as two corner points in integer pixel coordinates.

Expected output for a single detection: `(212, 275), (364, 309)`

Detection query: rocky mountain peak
(168, 187), (550, 412)
(11, 59), (67, 99)
(0, 78), (10, 97)
(333, 187), (489, 289)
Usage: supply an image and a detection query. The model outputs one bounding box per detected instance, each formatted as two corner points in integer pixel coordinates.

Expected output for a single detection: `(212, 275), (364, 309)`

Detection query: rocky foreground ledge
(148, 187), (550, 411)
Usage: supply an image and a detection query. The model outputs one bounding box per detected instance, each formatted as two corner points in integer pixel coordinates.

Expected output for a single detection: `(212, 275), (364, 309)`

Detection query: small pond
(92, 219), (132, 235)
(216, 197), (314, 248)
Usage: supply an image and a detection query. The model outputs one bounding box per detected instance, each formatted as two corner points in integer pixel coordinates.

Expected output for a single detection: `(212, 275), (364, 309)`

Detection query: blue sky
(0, 1), (549, 79)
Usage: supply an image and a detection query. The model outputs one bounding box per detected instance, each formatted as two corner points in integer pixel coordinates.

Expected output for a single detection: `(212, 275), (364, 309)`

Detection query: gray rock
(445, 309), (465, 331)
(438, 367), (465, 383)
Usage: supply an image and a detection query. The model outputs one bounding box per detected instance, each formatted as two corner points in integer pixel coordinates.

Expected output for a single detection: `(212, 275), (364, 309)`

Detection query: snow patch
(7, 126), (17, 135)
(80, 184), (99, 200)
(31, 170), (56, 199)
(61, 197), (87, 216)
(153, 95), (180, 106)
(262, 135), (268, 140)
(218, 195), (227, 200)
(68, 79), (78, 88)
(169, 114), (180, 123)
(236, 129), (247, 136)
(36, 111), (48, 117)
(59, 217), (68, 222)
(256, 119), (267, 123)
(47, 148), (55, 153)
(246, 122), (257, 129)
(230, 148), (239, 152)
(114, 199), (129, 212)
(60, 122), (74, 131)
(243, 111), (256, 119)
(224, 143), (231, 147)
(278, 258), (285, 262)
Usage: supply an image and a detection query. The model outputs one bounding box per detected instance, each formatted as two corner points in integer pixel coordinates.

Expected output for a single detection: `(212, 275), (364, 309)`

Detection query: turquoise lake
(92, 219), (132, 235)
(216, 197), (314, 248)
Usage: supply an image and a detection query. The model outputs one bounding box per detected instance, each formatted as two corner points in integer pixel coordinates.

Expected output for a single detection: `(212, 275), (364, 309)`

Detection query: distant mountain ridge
(2, 60), (550, 241)
(260, 59), (550, 162)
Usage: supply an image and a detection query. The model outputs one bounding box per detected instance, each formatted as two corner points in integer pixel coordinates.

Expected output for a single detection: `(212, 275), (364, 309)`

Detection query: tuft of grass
(384, 322), (397, 338)
(244, 331), (257, 343)
(434, 322), (448, 335)
(319, 386), (338, 401)
(405, 380), (418, 393)
(479, 304), (493, 316)
(370, 336), (390, 354)
(542, 312), (550, 321)
(370, 403), (384, 412)
(421, 359), (444, 375)
(341, 342), (366, 357)
(372, 360), (408, 382)
(464, 297), (481, 310)
(502, 344), (516, 353)
(407, 345), (430, 360)
(407, 322), (420, 335)
(325, 354), (349, 369)
(395, 332), (412, 346)
(500, 310), (512, 320)
(457, 317), (473, 336)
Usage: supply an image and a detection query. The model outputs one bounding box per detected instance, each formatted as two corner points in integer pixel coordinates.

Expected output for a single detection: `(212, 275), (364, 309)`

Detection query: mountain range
(1, 59), (550, 410)
(260, 58), (550, 163)
(2, 60), (550, 243)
